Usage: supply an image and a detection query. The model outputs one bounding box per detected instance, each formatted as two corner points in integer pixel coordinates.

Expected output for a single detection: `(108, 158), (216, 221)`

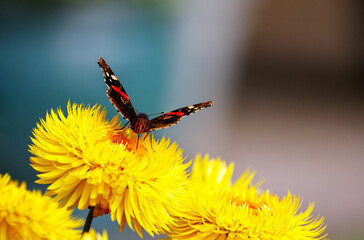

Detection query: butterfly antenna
(148, 112), (164, 117)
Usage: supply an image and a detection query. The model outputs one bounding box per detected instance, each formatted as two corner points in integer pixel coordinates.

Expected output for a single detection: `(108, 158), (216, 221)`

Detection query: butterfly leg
(143, 132), (149, 140)
(113, 121), (130, 143)
(144, 132), (155, 152)
(136, 134), (140, 149)
(135, 133), (154, 151)
(121, 121), (129, 130)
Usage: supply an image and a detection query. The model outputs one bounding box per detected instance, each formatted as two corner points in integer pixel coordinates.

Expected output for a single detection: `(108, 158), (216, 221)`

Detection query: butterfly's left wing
(98, 57), (137, 122)
(148, 101), (213, 131)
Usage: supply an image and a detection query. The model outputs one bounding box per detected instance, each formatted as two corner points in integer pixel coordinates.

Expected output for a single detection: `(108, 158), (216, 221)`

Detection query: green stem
(82, 206), (95, 234)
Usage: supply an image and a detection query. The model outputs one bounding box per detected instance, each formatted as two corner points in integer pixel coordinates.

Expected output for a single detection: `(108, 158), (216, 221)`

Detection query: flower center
(109, 132), (134, 150)
(231, 198), (266, 216)
(108, 129), (148, 154)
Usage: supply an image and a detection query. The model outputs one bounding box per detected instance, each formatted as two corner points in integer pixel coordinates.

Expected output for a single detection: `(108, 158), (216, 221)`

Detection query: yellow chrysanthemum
(0, 173), (82, 240)
(29, 102), (121, 213)
(29, 102), (189, 237)
(81, 229), (108, 240)
(108, 133), (189, 237)
(169, 155), (327, 240)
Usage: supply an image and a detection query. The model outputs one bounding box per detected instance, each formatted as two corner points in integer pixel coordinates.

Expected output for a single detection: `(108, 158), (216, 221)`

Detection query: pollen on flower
(232, 198), (266, 215)
(107, 128), (148, 155)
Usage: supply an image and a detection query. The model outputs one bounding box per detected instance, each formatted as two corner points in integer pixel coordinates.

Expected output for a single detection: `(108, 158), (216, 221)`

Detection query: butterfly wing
(148, 101), (213, 131)
(98, 57), (137, 122)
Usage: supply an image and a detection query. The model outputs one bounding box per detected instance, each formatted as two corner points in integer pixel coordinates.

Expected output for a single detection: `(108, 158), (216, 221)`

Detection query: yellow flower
(0, 173), (82, 240)
(81, 229), (108, 240)
(29, 102), (189, 237)
(109, 134), (189, 237)
(29, 102), (121, 213)
(169, 155), (327, 240)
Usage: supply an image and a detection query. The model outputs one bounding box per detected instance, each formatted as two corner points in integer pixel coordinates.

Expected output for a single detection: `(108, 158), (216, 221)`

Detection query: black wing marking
(98, 57), (137, 121)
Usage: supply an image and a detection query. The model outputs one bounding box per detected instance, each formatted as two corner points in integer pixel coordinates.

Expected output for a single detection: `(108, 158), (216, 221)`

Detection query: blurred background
(1, 0), (363, 239)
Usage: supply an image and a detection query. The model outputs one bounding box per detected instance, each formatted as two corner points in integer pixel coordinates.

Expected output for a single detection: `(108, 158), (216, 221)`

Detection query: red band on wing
(166, 112), (184, 116)
(111, 85), (130, 101)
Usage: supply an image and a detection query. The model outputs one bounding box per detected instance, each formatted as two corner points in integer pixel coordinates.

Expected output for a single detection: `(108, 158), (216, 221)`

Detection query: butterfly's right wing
(98, 57), (137, 121)
(148, 101), (213, 131)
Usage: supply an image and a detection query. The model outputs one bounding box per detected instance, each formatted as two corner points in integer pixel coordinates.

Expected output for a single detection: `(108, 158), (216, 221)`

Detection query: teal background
(0, 2), (172, 180)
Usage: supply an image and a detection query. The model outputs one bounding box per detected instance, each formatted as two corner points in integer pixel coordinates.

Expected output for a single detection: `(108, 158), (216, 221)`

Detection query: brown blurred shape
(237, 0), (363, 97)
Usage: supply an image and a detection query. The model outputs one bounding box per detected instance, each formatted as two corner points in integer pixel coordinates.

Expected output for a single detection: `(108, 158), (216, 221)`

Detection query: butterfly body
(131, 113), (149, 134)
(98, 57), (213, 135)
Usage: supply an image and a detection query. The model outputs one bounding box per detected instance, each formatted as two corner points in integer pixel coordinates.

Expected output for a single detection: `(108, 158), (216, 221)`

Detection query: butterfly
(98, 57), (213, 143)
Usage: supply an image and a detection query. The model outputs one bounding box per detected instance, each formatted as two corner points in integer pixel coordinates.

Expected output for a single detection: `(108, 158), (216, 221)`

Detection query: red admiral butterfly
(98, 57), (213, 138)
